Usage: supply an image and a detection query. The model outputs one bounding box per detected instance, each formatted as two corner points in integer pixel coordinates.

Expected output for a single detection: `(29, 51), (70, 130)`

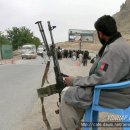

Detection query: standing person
(76, 50), (80, 60)
(54, 15), (130, 130)
(69, 50), (72, 58)
(78, 51), (83, 64)
(42, 49), (47, 64)
(72, 50), (76, 61)
(63, 49), (68, 58)
(57, 46), (62, 60)
(82, 50), (89, 66)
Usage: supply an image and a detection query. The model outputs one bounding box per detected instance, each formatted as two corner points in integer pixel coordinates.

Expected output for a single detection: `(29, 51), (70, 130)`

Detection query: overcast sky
(0, 0), (126, 43)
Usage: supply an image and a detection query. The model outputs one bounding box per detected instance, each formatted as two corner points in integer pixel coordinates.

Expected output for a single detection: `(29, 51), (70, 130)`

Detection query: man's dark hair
(94, 15), (117, 36)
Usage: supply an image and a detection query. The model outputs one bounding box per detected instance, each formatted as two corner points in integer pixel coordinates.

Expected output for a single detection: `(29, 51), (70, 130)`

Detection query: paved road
(0, 56), (46, 130)
(0, 56), (122, 130)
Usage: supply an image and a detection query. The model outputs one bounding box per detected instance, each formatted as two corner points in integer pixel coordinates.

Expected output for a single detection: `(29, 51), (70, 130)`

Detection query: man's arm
(73, 49), (129, 87)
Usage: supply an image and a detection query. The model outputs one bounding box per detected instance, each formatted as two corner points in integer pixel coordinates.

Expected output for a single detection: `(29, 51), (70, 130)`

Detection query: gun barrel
(35, 21), (51, 57)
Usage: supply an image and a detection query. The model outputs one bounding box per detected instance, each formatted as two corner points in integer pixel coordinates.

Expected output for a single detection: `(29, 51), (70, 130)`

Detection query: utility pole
(79, 35), (82, 51)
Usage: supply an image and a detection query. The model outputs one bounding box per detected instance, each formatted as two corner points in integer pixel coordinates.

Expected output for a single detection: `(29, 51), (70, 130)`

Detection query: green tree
(6, 27), (41, 50)
(32, 36), (41, 48)
(0, 32), (11, 45)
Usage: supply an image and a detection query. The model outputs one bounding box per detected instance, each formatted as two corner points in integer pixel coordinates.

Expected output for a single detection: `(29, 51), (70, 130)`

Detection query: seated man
(55, 15), (130, 130)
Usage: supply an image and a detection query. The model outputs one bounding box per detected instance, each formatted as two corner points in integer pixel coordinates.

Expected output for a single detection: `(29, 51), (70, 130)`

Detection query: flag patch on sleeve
(97, 62), (108, 72)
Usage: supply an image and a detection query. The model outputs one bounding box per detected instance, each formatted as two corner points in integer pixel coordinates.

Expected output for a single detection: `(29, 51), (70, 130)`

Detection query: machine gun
(36, 21), (68, 130)
(47, 21), (69, 101)
(36, 21), (68, 101)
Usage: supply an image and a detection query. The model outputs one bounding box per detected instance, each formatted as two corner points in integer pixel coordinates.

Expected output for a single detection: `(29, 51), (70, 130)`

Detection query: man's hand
(64, 76), (74, 86)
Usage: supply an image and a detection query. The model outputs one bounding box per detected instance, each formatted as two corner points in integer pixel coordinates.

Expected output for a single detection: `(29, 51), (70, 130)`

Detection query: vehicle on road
(37, 45), (44, 56)
(21, 44), (37, 59)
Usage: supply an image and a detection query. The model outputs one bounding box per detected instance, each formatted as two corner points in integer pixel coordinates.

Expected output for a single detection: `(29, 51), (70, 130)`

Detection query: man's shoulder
(107, 37), (130, 59)
(108, 37), (130, 51)
(112, 37), (128, 46)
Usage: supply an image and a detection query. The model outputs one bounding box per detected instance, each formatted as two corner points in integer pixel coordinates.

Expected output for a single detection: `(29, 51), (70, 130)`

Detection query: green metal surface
(37, 84), (57, 98)
(1, 44), (13, 59)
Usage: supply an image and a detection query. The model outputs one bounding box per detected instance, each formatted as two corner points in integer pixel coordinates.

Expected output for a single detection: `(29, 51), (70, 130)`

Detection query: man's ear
(98, 31), (103, 37)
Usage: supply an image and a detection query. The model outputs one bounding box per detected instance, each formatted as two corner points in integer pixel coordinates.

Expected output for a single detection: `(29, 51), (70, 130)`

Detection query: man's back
(100, 37), (130, 108)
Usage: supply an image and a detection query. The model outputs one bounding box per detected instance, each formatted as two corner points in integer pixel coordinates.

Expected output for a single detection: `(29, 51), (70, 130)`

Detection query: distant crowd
(56, 46), (91, 66)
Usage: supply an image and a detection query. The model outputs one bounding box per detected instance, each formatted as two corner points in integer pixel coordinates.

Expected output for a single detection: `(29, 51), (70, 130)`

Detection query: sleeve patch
(100, 62), (108, 72)
(97, 61), (109, 72)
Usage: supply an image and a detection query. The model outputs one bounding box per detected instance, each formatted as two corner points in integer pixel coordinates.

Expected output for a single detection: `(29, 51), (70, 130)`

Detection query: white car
(21, 44), (37, 59)
(37, 47), (43, 55)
